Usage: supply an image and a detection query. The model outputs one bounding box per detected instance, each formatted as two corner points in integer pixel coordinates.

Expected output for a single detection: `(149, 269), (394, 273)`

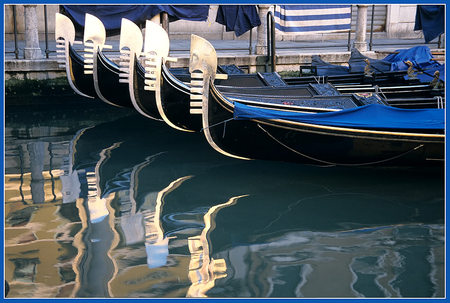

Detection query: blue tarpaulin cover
(62, 5), (209, 33)
(383, 46), (445, 82)
(233, 102), (444, 130)
(414, 5), (445, 43)
(311, 55), (350, 75)
(312, 46), (444, 81)
(216, 5), (261, 37)
(348, 48), (392, 73)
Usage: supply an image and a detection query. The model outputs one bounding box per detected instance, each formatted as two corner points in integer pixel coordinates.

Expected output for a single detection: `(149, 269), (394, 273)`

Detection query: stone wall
(5, 5), (59, 41)
(386, 4), (422, 39)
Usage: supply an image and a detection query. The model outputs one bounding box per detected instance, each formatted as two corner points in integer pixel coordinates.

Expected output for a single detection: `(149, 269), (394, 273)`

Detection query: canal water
(4, 96), (445, 298)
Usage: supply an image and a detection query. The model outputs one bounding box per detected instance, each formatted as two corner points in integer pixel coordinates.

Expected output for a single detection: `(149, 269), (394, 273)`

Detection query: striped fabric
(274, 5), (351, 34)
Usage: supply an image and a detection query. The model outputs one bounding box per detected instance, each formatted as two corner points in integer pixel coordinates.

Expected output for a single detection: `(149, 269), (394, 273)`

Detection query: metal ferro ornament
(55, 13), (93, 98)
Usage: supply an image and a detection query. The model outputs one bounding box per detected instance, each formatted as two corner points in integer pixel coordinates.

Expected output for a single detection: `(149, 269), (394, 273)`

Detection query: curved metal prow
(118, 17), (143, 87)
(84, 13), (107, 75)
(188, 35), (245, 160)
(55, 12), (93, 98)
(188, 35), (227, 115)
(144, 20), (170, 58)
(84, 13), (106, 47)
(189, 34), (219, 82)
(119, 18), (144, 59)
(143, 21), (189, 130)
(119, 18), (165, 120)
(55, 12), (75, 46)
(142, 20), (170, 92)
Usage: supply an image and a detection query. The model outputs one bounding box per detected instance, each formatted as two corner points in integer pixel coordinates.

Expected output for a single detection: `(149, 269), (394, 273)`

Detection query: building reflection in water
(71, 144), (120, 297)
(5, 127), (90, 297)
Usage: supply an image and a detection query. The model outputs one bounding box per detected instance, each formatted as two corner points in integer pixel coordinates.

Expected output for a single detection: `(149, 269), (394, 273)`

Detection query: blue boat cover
(233, 102), (444, 130)
(383, 46), (445, 82)
(312, 55), (350, 76)
(384, 46), (434, 70)
(414, 5), (445, 43)
(62, 5), (209, 33)
(216, 5), (261, 37)
(348, 48), (392, 73)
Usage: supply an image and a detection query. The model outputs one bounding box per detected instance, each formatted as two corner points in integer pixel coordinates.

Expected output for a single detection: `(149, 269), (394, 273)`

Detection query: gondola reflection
(186, 195), (246, 297)
(5, 106), (444, 298)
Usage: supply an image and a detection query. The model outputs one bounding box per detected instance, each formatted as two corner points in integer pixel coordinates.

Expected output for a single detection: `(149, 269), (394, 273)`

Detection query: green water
(4, 97), (445, 298)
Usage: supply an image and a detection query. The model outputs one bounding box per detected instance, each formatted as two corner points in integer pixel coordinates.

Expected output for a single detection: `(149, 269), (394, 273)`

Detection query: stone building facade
(4, 4), (424, 42)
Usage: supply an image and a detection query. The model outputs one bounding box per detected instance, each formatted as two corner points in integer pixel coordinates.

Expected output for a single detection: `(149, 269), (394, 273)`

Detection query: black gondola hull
(68, 44), (96, 98)
(160, 64), (202, 131)
(204, 82), (444, 166)
(95, 51), (133, 108)
(132, 58), (163, 120)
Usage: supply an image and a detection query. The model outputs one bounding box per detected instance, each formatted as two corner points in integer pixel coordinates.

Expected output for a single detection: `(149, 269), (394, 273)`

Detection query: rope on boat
(257, 124), (425, 167)
(200, 117), (235, 133)
(223, 120), (228, 138)
(313, 75), (325, 84)
(374, 85), (388, 101)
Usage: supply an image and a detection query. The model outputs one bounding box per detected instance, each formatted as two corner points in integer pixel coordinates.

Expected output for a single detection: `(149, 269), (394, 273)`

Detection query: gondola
(127, 20), (240, 124)
(88, 14), (136, 108)
(157, 41), (444, 133)
(128, 21), (444, 131)
(56, 13), (140, 108)
(56, 13), (123, 104)
(152, 26), (444, 133)
(190, 35), (444, 166)
(122, 19), (173, 121)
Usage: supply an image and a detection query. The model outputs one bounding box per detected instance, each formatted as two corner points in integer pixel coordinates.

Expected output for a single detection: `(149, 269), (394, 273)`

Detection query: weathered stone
(255, 5), (272, 55)
(353, 5), (368, 52)
(26, 72), (48, 81)
(23, 5), (42, 59)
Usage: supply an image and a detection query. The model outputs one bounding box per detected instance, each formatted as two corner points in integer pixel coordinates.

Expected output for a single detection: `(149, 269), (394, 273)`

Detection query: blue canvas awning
(62, 5), (209, 35)
(383, 46), (445, 82)
(233, 102), (444, 131)
(414, 5), (445, 43)
(216, 5), (261, 37)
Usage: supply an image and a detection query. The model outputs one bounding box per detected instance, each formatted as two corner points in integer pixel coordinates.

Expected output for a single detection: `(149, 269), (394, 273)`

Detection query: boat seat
(309, 83), (341, 96)
(353, 93), (389, 106)
(218, 64), (246, 75)
(258, 72), (288, 87)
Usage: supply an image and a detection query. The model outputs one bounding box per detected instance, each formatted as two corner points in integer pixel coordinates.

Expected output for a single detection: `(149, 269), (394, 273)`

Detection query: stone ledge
(6, 49), (439, 80)
(5, 59), (62, 72)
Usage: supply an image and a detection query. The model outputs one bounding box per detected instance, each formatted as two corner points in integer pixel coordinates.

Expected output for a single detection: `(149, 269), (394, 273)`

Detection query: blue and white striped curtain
(274, 5), (351, 34)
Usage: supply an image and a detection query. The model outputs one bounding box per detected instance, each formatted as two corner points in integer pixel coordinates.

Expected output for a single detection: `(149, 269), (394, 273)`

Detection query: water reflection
(4, 100), (445, 298)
